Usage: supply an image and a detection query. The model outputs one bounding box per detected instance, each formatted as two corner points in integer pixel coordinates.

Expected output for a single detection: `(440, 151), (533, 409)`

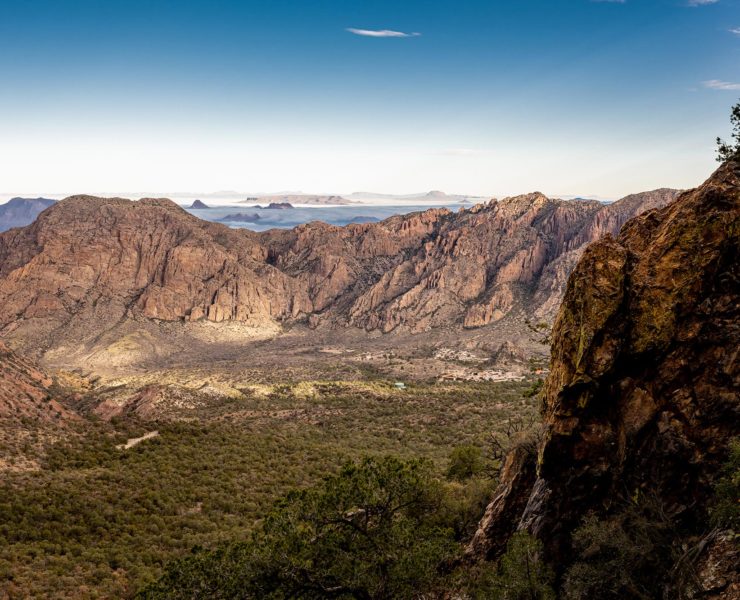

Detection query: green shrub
(446, 445), (485, 482)
(0, 378), (538, 597)
(710, 438), (740, 530)
(140, 456), (459, 599)
(562, 500), (676, 600)
(467, 531), (555, 600)
(435, 476), (495, 541)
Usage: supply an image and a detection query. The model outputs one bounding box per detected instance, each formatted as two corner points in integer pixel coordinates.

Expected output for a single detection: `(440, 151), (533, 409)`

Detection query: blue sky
(0, 0), (738, 198)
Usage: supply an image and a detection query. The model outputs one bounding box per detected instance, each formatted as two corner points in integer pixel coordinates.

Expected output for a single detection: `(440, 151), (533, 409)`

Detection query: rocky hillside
(470, 161), (739, 594)
(0, 196), (310, 352)
(0, 342), (72, 422)
(0, 188), (678, 354)
(0, 197), (56, 232)
(263, 188), (679, 333)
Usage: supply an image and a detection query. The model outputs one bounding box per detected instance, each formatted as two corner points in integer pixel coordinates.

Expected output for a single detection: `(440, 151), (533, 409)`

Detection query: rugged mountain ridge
(0, 196), (310, 352)
(470, 162), (739, 593)
(0, 188), (679, 355)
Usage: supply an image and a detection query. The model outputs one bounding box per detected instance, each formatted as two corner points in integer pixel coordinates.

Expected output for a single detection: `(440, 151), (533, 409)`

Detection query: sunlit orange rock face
(0, 187), (677, 353)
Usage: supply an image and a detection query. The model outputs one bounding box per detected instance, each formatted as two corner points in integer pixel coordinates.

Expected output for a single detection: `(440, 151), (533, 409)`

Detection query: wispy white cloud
(703, 79), (740, 90)
(346, 28), (420, 38)
(687, 0), (718, 5)
(729, 27), (740, 35)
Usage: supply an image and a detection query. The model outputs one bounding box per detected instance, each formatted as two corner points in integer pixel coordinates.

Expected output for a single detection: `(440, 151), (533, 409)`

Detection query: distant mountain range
(240, 195), (353, 206)
(347, 190), (486, 203)
(0, 197), (56, 232)
(169, 190), (481, 203)
(31, 189), (489, 204)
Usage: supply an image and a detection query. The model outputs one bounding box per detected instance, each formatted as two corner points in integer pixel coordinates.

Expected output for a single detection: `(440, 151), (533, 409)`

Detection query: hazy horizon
(0, 188), (661, 204)
(0, 170), (708, 205)
(0, 164), (722, 205)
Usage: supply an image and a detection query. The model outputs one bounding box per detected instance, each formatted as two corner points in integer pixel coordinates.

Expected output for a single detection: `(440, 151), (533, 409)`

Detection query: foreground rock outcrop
(0, 188), (679, 355)
(470, 161), (739, 585)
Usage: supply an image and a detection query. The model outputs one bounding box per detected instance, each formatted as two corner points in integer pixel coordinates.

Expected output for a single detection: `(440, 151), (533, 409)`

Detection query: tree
(716, 100), (740, 162)
(468, 531), (556, 600)
(446, 445), (485, 482)
(562, 500), (676, 600)
(139, 456), (458, 599)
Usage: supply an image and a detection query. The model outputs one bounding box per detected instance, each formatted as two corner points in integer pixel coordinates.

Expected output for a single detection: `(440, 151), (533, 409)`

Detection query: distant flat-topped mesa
(218, 212), (262, 222)
(257, 202), (294, 210)
(0, 187), (680, 354)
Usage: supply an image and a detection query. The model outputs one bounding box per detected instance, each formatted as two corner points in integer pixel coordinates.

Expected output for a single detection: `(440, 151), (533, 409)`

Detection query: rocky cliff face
(470, 162), (739, 583)
(261, 188), (679, 333)
(0, 188), (678, 354)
